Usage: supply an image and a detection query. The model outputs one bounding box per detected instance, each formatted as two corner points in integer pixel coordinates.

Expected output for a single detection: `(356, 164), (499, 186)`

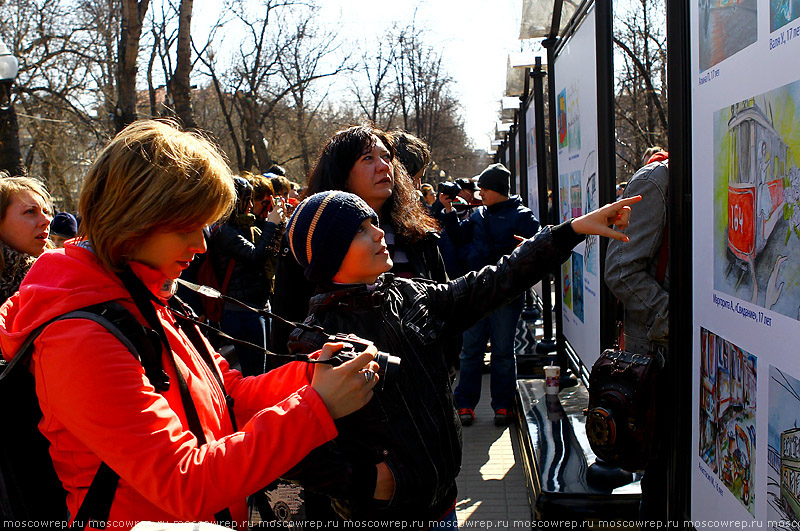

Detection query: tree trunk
(169, 0), (196, 128)
(115, 0), (151, 133)
(238, 94), (270, 172)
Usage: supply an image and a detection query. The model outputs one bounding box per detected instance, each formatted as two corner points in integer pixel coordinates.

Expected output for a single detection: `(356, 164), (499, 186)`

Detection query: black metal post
(543, 35), (568, 377)
(667, 0), (692, 522)
(509, 124), (517, 196)
(531, 57), (556, 353)
(596, 0), (616, 351)
(0, 80), (23, 176)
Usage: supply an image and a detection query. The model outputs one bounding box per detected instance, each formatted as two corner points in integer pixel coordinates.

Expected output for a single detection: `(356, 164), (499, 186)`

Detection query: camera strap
(116, 267), (239, 528)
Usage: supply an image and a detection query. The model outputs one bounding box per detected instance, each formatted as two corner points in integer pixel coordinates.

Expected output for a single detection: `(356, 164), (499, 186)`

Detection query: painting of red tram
(726, 100), (787, 264)
(722, 98), (798, 306)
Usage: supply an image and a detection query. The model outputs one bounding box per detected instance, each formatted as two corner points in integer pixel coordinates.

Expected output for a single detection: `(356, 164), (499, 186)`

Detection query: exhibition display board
(526, 102), (542, 219)
(690, 0), (800, 524)
(525, 95), (544, 302)
(553, 6), (602, 368)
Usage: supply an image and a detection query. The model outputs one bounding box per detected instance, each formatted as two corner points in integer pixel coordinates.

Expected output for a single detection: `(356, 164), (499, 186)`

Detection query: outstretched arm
(428, 196), (642, 337)
(571, 195), (641, 241)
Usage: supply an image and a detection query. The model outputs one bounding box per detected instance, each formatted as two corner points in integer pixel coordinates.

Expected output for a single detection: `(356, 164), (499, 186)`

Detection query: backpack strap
(4, 307), (140, 528)
(116, 267), (237, 528)
(5, 297), (239, 528)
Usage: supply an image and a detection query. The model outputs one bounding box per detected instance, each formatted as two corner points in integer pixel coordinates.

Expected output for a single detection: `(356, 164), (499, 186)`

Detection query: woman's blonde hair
(0, 175), (53, 221)
(79, 120), (236, 271)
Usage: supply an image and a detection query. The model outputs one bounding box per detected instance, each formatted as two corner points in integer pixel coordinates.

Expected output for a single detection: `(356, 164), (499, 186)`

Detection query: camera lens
(374, 351), (401, 389)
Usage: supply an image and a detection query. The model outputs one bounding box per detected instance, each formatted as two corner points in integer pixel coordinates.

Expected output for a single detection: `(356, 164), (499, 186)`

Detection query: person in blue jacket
(440, 163), (541, 426)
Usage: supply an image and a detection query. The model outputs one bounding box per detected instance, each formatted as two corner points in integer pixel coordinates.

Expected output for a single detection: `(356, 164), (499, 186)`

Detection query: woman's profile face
(0, 189), (52, 257)
(132, 224), (207, 280)
(345, 136), (394, 211)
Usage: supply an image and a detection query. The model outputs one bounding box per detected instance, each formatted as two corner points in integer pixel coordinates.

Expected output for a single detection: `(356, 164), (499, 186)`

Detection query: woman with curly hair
(270, 125), (446, 352)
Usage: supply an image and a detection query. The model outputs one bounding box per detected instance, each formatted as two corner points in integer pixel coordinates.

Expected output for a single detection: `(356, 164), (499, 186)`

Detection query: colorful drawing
(767, 366), (800, 524)
(570, 171), (582, 218)
(557, 89), (567, 149)
(559, 173), (570, 223)
(572, 252), (584, 322)
(584, 152), (598, 276)
(771, 0), (800, 32)
(699, 0), (757, 72)
(562, 259), (572, 310)
(567, 82), (581, 153)
(699, 328), (757, 515)
(528, 129), (537, 170)
(713, 81), (800, 319)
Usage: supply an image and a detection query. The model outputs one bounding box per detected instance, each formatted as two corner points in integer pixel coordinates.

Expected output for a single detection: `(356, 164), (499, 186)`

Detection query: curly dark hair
(305, 124), (439, 242)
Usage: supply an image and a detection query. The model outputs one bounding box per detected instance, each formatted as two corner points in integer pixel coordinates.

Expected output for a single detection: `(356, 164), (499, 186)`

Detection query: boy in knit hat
(283, 190), (640, 526)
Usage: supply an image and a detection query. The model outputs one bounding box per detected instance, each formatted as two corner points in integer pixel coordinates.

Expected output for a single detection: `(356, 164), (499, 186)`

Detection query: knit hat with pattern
(287, 191), (378, 283)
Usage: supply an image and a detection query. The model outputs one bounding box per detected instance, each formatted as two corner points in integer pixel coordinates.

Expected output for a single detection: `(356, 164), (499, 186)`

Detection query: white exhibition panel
(691, 0), (800, 525)
(554, 6), (601, 368)
(526, 100), (543, 302)
(526, 101), (542, 221)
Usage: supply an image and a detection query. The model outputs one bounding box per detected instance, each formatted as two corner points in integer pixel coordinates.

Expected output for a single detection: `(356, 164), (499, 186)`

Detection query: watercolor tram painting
(768, 366), (800, 524)
(713, 80), (800, 321)
(699, 328), (757, 515)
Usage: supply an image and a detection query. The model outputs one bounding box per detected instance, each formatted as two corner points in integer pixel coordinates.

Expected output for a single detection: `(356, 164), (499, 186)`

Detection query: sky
(315, 0), (526, 150)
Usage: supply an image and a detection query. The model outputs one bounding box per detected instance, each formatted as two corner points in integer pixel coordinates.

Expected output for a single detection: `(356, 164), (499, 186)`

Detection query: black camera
(288, 329), (400, 390)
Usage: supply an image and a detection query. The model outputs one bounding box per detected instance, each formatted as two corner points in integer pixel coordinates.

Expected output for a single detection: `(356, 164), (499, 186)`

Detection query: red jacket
(0, 242), (337, 527)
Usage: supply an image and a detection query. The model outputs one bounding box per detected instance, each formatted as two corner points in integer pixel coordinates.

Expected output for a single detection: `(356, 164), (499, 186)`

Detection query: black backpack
(0, 294), (236, 525)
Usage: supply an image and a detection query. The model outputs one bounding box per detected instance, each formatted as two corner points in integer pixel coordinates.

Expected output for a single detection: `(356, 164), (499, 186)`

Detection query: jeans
(221, 307), (267, 376)
(454, 296), (523, 412)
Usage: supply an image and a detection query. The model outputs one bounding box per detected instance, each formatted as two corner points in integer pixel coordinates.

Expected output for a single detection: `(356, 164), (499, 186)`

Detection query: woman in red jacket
(0, 120), (378, 528)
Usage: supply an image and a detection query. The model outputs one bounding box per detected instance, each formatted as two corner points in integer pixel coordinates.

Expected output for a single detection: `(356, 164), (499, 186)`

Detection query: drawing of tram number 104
(726, 99), (791, 294)
(780, 427), (800, 521)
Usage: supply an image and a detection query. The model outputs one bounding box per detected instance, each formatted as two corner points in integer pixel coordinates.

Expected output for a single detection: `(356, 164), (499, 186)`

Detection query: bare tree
(351, 38), (397, 128)
(278, 15), (351, 176)
(613, 0), (667, 179)
(168, 0), (195, 127)
(115, 0), (151, 132)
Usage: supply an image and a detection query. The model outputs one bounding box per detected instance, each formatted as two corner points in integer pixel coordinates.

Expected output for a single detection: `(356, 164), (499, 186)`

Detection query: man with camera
(441, 163), (541, 427)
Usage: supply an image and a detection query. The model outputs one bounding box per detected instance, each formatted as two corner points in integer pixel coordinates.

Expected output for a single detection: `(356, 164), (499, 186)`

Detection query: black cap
(477, 163), (511, 197)
(50, 212), (78, 238)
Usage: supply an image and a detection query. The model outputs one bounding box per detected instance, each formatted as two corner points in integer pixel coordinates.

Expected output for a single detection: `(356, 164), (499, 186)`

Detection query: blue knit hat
(50, 212), (78, 238)
(287, 191), (378, 283)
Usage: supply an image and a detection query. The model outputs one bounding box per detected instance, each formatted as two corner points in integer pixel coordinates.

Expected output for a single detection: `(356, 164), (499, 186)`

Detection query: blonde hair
(78, 120), (236, 271)
(0, 175), (53, 221)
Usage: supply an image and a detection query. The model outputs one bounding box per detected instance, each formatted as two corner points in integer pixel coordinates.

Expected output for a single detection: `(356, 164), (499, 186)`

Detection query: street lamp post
(0, 39), (22, 176)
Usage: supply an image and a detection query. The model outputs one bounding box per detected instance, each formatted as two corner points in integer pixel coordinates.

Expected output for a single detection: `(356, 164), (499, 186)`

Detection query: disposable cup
(544, 365), (560, 395)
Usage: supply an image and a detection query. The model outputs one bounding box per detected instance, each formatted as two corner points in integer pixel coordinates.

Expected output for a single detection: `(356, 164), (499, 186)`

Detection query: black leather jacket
(207, 219), (284, 307)
(285, 222), (583, 524)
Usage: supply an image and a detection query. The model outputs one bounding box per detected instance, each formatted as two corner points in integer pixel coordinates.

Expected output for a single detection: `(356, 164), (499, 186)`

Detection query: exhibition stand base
(514, 379), (642, 523)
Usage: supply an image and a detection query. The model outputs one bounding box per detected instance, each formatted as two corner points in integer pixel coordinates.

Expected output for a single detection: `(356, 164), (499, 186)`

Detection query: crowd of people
(0, 119), (642, 529)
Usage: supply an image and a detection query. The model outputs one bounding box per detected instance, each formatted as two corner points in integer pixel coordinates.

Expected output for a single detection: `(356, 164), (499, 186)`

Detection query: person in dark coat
(207, 176), (287, 375)
(282, 190), (639, 526)
(440, 163), (541, 426)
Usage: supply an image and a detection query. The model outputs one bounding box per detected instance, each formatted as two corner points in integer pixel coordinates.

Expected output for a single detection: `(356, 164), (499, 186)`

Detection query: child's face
(332, 219), (393, 285)
(132, 223), (207, 280)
